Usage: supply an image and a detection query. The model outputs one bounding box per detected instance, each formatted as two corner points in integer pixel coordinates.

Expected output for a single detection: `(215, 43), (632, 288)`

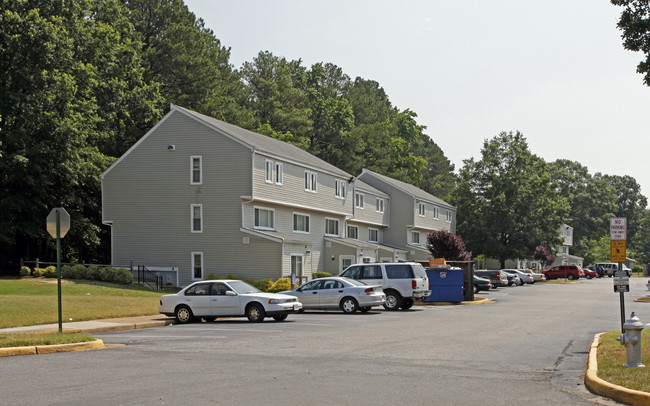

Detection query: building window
(433, 207), (439, 219)
(418, 202), (426, 217)
(325, 218), (339, 236)
(192, 252), (203, 280)
(411, 231), (420, 244)
(369, 228), (379, 242)
(265, 160), (274, 183)
(293, 213), (310, 233)
(275, 162), (283, 185)
(291, 255), (304, 277)
(355, 192), (364, 209)
(191, 204), (202, 233)
(347, 225), (358, 239)
(376, 198), (384, 213)
(191, 156), (202, 185)
(446, 210), (452, 223)
(304, 171), (317, 192)
(254, 207), (275, 230)
(335, 179), (346, 199)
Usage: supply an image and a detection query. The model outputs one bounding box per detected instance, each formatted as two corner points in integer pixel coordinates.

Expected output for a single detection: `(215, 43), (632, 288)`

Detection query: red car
(542, 265), (584, 280)
(582, 268), (598, 279)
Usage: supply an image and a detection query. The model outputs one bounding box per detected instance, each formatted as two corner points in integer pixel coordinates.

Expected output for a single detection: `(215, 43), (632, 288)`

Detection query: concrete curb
(0, 339), (104, 357)
(417, 297), (492, 306)
(584, 333), (650, 406)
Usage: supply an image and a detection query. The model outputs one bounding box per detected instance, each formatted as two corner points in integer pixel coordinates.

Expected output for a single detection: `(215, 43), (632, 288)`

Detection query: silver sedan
(282, 277), (386, 313)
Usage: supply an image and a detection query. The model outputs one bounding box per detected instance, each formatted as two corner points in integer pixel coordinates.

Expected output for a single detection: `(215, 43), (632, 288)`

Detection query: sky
(185, 0), (650, 198)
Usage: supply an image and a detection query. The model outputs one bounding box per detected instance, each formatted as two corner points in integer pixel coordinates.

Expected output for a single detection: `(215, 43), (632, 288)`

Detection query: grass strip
(0, 332), (96, 348)
(597, 330), (650, 393)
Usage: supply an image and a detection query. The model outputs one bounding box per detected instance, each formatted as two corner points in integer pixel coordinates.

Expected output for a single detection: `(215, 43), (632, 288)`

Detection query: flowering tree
(426, 230), (471, 261)
(533, 245), (555, 269)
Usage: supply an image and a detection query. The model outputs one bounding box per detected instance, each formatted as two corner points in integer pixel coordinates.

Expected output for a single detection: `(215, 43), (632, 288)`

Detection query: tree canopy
(612, 0), (650, 85)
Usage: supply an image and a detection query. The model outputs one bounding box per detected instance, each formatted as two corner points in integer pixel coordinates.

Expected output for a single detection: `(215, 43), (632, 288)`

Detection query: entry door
(210, 282), (240, 316)
(339, 255), (355, 274)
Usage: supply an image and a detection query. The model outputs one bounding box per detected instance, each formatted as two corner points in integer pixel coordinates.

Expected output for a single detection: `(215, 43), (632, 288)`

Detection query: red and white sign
(610, 217), (627, 241)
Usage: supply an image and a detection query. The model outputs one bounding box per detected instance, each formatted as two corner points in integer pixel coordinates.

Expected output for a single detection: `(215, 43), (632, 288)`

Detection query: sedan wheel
(567, 274), (575, 280)
(272, 314), (288, 321)
(360, 307), (371, 313)
(383, 291), (402, 311)
(474, 285), (479, 294)
(401, 298), (414, 309)
(175, 305), (193, 324)
(341, 297), (359, 313)
(246, 303), (266, 322)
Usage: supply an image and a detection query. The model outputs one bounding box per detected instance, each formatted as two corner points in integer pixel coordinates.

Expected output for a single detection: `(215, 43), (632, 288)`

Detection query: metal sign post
(610, 217), (627, 333)
(46, 208), (70, 333)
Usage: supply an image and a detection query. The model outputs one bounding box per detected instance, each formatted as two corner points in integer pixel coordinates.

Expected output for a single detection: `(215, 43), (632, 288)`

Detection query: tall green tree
(611, 0), (650, 85)
(632, 209), (650, 263)
(598, 174), (647, 242)
(452, 132), (569, 268)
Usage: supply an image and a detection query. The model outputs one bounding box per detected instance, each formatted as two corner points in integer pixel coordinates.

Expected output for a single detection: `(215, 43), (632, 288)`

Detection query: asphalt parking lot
(1, 277), (648, 405)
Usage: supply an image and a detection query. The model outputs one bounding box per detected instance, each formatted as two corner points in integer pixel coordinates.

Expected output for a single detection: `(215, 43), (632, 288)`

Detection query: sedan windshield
(228, 281), (261, 294)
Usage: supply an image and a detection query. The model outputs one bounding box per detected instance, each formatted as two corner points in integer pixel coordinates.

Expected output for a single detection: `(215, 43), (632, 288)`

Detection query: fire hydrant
(616, 312), (645, 368)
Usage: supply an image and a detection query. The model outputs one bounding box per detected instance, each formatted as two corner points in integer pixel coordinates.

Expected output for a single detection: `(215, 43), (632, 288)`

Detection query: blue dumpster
(424, 268), (464, 302)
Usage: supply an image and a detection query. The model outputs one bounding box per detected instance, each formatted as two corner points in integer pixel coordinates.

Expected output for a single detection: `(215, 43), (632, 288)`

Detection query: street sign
(610, 217), (627, 241)
(614, 285), (630, 293)
(610, 240), (626, 263)
(46, 208), (70, 238)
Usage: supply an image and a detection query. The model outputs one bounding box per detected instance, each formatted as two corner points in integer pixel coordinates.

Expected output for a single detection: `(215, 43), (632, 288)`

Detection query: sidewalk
(0, 315), (173, 335)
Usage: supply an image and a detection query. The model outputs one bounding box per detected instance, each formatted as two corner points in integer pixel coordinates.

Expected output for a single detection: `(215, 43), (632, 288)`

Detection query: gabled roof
(354, 179), (389, 198)
(359, 169), (454, 209)
(174, 105), (351, 178)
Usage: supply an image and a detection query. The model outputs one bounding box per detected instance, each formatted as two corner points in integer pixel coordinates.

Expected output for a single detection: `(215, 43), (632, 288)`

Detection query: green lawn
(0, 332), (96, 348)
(597, 330), (650, 393)
(0, 278), (163, 329)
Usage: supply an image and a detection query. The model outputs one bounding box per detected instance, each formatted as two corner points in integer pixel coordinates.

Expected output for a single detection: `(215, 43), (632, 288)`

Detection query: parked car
(528, 270), (546, 283)
(595, 262), (632, 277)
(542, 265), (583, 280)
(473, 275), (492, 294)
(340, 262), (431, 310)
(503, 269), (534, 284)
(647, 279), (650, 291)
(585, 265), (605, 278)
(280, 277), (385, 313)
(582, 267), (598, 279)
(503, 271), (522, 286)
(159, 280), (302, 323)
(474, 270), (508, 288)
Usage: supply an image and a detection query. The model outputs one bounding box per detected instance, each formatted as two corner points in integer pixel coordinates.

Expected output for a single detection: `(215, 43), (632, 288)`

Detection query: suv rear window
(385, 264), (414, 279)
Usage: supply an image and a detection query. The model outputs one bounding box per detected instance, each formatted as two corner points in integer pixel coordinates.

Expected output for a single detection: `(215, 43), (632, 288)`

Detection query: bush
(110, 268), (133, 285)
(98, 267), (113, 282)
(32, 267), (45, 277)
(267, 277), (291, 293)
(225, 274), (240, 280)
(19, 266), (31, 277)
(88, 266), (102, 281)
(313, 272), (332, 279)
(633, 265), (643, 274)
(43, 266), (57, 278)
(61, 265), (74, 278)
(244, 278), (273, 292)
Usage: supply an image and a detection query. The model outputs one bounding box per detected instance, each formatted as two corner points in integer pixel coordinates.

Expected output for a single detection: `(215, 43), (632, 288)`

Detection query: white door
(339, 255), (355, 274)
(184, 283), (212, 316)
(210, 282), (240, 316)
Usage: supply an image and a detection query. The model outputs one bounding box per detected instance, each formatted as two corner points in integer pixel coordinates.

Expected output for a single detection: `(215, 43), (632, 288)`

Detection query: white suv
(339, 263), (431, 310)
(595, 262), (632, 277)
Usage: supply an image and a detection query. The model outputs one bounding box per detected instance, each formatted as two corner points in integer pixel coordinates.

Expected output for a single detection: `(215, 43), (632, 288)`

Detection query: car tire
(474, 285), (479, 294)
(360, 307), (371, 313)
(586, 275), (592, 279)
(383, 290), (402, 311)
(401, 298), (414, 309)
(246, 303), (266, 322)
(175, 305), (193, 324)
(567, 274), (575, 280)
(340, 297), (359, 313)
(272, 314), (288, 321)
(202, 317), (216, 322)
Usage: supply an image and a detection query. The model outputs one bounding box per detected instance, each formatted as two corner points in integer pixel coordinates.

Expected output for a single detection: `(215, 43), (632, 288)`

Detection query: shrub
(32, 267), (45, 277)
(267, 277), (291, 293)
(313, 272), (332, 279)
(19, 266), (31, 277)
(111, 268), (133, 285)
(43, 266), (57, 278)
(633, 265), (643, 274)
(244, 278), (273, 292)
(61, 265), (74, 279)
(88, 266), (102, 281)
(98, 267), (113, 282)
(204, 273), (219, 280)
(225, 274), (240, 280)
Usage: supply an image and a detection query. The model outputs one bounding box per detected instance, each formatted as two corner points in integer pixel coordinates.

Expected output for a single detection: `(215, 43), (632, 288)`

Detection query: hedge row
(203, 272), (332, 293)
(19, 265), (133, 285)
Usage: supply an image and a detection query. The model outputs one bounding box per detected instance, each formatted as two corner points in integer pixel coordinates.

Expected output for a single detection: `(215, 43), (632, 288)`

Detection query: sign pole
(56, 210), (62, 333)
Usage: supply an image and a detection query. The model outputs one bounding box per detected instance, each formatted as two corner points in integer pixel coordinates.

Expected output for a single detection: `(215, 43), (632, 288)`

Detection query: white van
(595, 262), (632, 277)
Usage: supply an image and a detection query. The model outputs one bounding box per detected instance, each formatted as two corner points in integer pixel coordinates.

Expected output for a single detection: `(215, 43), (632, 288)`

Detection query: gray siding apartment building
(101, 105), (455, 287)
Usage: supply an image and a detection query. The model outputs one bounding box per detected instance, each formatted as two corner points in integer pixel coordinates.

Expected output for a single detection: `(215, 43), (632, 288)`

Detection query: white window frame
(335, 179), (346, 199)
(411, 231), (420, 245)
(347, 225), (359, 240)
(275, 162), (283, 185)
(433, 207), (439, 219)
(355, 192), (364, 209)
(293, 212), (310, 234)
(368, 228), (379, 243)
(190, 156), (202, 185)
(291, 254), (304, 277)
(446, 210), (452, 223)
(304, 170), (317, 192)
(376, 198), (385, 213)
(265, 159), (274, 183)
(418, 202), (426, 217)
(325, 218), (339, 237)
(191, 204), (202, 233)
(254, 206), (275, 230)
(191, 252), (203, 280)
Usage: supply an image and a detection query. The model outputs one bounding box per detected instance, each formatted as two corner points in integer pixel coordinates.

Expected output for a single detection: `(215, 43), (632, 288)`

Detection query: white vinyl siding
(335, 179), (346, 199)
(347, 225), (358, 239)
(190, 156), (202, 185)
(369, 228), (379, 242)
(304, 170), (317, 192)
(191, 204), (202, 233)
(192, 252), (203, 280)
(355, 192), (364, 209)
(325, 218), (339, 236)
(254, 207), (275, 230)
(293, 213), (310, 233)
